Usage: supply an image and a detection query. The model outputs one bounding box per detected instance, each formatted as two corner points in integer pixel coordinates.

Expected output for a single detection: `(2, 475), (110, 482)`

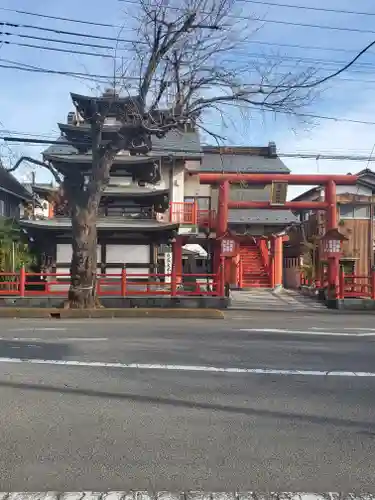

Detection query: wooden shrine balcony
(23, 202), (218, 230)
(168, 202), (217, 229)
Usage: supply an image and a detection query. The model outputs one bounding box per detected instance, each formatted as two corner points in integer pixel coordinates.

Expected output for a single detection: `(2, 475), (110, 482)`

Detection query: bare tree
(8, 0), (350, 308)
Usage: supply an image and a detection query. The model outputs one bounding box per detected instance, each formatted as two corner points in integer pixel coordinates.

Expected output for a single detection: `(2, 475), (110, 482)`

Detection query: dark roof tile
(200, 152), (290, 173)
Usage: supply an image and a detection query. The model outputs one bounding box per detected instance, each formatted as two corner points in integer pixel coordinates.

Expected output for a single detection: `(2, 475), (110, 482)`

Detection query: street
(0, 313), (375, 491)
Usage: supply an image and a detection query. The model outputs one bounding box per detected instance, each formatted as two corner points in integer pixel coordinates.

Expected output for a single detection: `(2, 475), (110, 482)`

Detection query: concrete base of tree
(0, 307), (225, 319)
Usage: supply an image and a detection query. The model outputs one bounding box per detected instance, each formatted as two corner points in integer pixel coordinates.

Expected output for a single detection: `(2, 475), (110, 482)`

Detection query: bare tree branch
(7, 156), (62, 184)
(115, 0), (330, 141)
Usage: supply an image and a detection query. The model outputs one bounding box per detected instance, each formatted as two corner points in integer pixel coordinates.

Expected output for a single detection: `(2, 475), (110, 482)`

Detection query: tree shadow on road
(0, 379), (374, 434)
(0, 340), (72, 360)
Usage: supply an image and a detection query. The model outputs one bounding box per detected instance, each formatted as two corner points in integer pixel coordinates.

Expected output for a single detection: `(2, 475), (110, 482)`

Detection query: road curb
(0, 308), (224, 319)
(226, 307), (375, 315)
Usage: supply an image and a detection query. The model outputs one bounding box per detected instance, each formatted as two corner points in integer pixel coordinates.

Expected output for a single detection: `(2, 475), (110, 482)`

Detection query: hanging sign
(164, 251), (173, 283)
(221, 238), (237, 257)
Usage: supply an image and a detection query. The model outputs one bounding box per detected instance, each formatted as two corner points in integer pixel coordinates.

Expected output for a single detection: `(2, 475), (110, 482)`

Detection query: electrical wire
(1, 31), (115, 50)
(1, 40), (115, 59)
(0, 7), (123, 28)
(4, 3), (375, 41)
(4, 52), (375, 89)
(5, 1), (375, 30)
(3, 135), (375, 162)
(121, 0), (375, 35)
(6, 32), (375, 70)
(0, 21), (141, 44)
(4, 5), (375, 59)
(231, 0), (375, 17)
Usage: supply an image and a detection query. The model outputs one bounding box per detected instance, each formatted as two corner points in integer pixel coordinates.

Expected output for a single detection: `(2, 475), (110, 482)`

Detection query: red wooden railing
(39, 202), (218, 229)
(258, 239), (270, 274)
(0, 270), (220, 297)
(338, 271), (375, 300)
(169, 202), (217, 228)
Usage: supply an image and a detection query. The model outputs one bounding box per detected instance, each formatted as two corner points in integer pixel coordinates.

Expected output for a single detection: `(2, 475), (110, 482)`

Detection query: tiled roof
(228, 186), (298, 225)
(19, 217), (178, 231)
(0, 164), (33, 201)
(102, 186), (168, 197)
(200, 151), (290, 173)
(43, 129), (201, 160)
(30, 183), (168, 198)
(229, 209), (299, 225)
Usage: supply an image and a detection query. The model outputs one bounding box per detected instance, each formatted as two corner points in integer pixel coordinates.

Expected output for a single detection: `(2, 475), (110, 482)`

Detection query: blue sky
(1, 0), (375, 197)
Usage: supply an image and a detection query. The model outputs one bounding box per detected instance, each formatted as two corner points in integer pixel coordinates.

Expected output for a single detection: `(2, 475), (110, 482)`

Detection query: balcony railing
(169, 202), (217, 228)
(23, 202), (218, 229)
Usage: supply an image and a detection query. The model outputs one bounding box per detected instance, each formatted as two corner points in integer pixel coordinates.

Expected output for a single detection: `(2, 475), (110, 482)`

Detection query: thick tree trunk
(68, 206), (98, 308)
(63, 121), (118, 308)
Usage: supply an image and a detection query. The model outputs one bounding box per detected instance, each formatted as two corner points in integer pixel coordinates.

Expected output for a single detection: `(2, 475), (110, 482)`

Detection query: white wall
(184, 173), (211, 198)
(170, 163), (185, 203)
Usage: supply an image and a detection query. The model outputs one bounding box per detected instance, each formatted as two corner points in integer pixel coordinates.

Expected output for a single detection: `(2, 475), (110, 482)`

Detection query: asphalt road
(0, 313), (375, 491)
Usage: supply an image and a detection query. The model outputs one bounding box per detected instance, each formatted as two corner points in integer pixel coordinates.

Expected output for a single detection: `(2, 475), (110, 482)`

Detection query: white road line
(0, 357), (373, 377)
(240, 328), (375, 336)
(9, 328), (67, 332)
(0, 337), (108, 342)
(312, 327), (375, 332)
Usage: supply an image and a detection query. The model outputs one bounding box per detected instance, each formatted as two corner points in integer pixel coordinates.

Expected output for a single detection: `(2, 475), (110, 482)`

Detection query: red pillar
(175, 237), (183, 285)
(325, 180), (339, 298)
(171, 237), (183, 296)
(274, 236), (283, 287)
(217, 180), (229, 237)
(216, 180), (229, 295)
(269, 236), (275, 288)
(219, 256), (225, 296)
(325, 180), (337, 230)
(19, 266), (25, 297)
(213, 240), (221, 293)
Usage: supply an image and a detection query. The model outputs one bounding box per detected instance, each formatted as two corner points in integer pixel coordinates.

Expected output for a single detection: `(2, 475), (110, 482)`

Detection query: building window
(302, 211), (311, 221)
(354, 205), (370, 218)
(339, 204), (370, 219)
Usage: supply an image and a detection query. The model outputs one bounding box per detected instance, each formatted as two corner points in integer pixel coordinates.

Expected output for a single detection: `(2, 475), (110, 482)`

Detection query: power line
(0, 21), (140, 44)
(0, 7), (122, 29)
(6, 37), (375, 71)
(230, 50), (375, 71)
(3, 135), (375, 162)
(3, 56), (375, 103)
(1, 40), (114, 59)
(236, 40), (375, 57)
(237, 0), (375, 17)
(0, 62), (113, 83)
(4, 4), (375, 42)
(6, 1), (375, 33)
(1, 31), (115, 50)
(117, 0), (375, 35)
(118, 0), (375, 19)
(4, 50), (375, 87)
(245, 16), (375, 35)
(5, 28), (375, 62)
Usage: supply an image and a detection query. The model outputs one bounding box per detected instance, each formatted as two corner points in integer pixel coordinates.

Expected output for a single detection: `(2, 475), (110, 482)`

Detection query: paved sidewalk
(229, 288), (327, 311)
(0, 493), (359, 500)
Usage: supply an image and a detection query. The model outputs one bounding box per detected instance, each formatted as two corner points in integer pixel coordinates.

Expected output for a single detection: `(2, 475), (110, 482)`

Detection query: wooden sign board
(270, 181), (288, 205)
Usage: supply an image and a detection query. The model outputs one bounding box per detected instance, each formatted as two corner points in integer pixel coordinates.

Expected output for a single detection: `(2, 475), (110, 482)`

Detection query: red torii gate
(198, 173), (358, 296)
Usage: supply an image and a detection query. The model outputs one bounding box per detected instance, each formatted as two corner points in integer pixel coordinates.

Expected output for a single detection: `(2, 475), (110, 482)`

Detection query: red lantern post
(320, 228), (347, 300)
